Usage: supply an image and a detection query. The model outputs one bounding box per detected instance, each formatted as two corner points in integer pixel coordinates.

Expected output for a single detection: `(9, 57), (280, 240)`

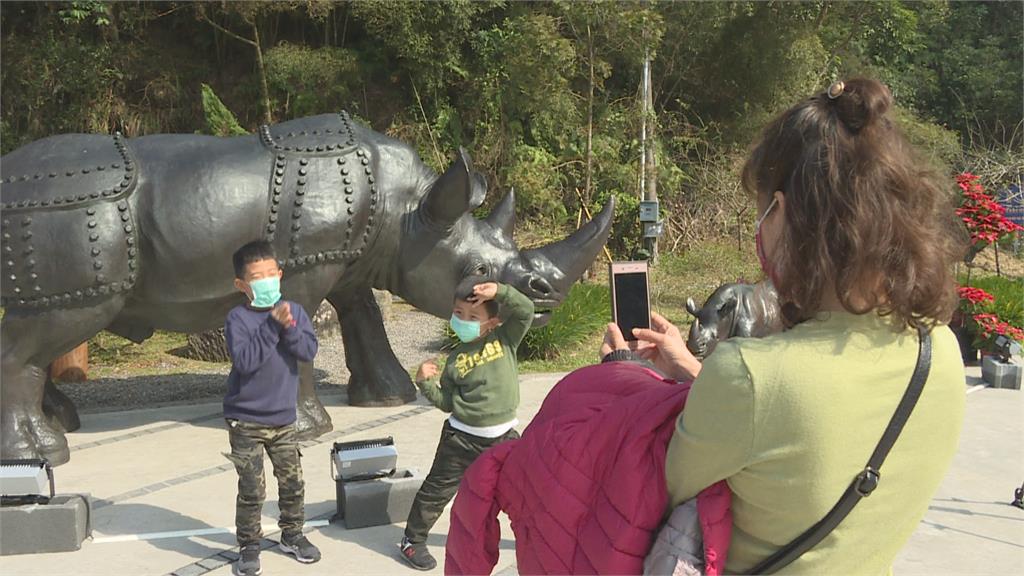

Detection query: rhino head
(395, 149), (614, 325)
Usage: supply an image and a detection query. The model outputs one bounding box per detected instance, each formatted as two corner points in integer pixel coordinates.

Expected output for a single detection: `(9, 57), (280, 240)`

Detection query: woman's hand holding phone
(632, 312), (702, 381)
(600, 312), (702, 381)
(600, 322), (632, 357)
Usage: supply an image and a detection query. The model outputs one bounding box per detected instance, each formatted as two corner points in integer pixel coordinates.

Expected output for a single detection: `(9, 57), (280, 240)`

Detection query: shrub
(519, 282), (610, 361)
(264, 43), (360, 118)
(506, 143), (568, 222)
(967, 275), (1024, 330)
(891, 106), (961, 174)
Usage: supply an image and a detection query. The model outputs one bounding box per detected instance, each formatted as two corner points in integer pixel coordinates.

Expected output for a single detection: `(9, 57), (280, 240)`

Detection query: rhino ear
(420, 148), (487, 230)
(717, 298), (738, 317)
(685, 297), (700, 317)
(486, 187), (516, 237)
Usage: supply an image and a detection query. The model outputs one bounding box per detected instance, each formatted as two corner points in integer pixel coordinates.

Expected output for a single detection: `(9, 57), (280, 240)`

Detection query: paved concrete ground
(894, 369), (1024, 576)
(1, 369), (1021, 576)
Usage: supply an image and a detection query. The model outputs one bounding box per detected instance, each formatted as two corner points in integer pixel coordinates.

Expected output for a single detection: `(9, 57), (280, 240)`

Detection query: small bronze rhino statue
(685, 280), (783, 359)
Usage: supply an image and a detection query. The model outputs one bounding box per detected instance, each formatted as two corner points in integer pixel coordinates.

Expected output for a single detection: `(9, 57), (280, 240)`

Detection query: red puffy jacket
(446, 362), (732, 575)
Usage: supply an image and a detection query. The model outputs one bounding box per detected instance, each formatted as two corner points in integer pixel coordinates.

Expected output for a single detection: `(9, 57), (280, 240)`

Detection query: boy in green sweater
(399, 278), (534, 570)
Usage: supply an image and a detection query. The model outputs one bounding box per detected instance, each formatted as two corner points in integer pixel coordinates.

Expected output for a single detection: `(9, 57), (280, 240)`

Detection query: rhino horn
(421, 148), (487, 230)
(485, 187), (516, 237)
(525, 196), (615, 290)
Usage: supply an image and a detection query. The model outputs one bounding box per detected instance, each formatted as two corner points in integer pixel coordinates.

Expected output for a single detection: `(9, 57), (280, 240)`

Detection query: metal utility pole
(638, 22), (659, 262)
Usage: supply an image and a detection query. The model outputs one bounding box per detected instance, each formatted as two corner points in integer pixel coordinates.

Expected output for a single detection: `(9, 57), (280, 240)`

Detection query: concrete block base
(332, 468), (422, 529)
(982, 356), (1022, 390)
(0, 494), (91, 555)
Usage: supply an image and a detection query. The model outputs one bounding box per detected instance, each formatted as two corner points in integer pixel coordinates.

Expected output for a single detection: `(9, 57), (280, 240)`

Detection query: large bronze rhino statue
(0, 111), (614, 465)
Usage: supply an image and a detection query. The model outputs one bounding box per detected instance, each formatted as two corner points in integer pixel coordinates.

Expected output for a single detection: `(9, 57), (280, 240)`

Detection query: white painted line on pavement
(966, 384), (989, 395)
(91, 519), (331, 543)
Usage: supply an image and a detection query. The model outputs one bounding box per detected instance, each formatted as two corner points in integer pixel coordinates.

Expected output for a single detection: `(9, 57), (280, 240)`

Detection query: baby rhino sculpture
(0, 111), (614, 466)
(685, 280), (783, 359)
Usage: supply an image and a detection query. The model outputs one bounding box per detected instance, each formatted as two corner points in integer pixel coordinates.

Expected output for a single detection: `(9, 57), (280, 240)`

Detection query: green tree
(265, 43), (360, 118)
(915, 1), (1023, 145)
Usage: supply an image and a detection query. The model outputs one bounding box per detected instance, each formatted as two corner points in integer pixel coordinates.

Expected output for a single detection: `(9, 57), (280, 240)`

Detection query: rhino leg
(295, 358), (332, 441)
(1, 296), (125, 466)
(43, 375), (81, 433)
(329, 287), (417, 407)
(275, 291), (333, 441)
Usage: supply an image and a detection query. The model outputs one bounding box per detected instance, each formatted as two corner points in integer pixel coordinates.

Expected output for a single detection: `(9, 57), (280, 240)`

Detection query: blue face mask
(450, 314), (481, 343)
(248, 276), (282, 308)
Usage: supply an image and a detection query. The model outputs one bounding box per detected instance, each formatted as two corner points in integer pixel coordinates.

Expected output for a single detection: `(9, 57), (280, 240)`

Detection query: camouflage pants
(404, 421), (519, 544)
(225, 419), (305, 546)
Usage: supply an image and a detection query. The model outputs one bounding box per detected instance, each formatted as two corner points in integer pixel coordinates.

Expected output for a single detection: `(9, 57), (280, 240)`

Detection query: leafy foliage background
(2, 1), (1021, 254)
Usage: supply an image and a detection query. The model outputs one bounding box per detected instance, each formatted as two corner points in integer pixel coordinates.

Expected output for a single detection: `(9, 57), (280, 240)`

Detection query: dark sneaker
(233, 544), (262, 576)
(280, 533), (321, 564)
(399, 536), (437, 571)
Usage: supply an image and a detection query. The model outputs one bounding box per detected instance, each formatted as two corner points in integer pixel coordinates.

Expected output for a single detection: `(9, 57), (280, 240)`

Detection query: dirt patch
(966, 244), (1024, 279)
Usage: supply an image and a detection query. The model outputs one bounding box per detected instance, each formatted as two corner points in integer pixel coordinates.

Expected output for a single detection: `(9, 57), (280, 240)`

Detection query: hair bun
(830, 77), (892, 133)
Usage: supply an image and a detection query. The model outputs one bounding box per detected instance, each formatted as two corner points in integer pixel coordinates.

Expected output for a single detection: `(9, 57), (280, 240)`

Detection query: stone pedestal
(981, 356), (1022, 390)
(312, 301), (341, 339)
(0, 494), (91, 555)
(184, 328), (230, 362)
(373, 289), (393, 322)
(332, 468), (422, 529)
(50, 343), (88, 382)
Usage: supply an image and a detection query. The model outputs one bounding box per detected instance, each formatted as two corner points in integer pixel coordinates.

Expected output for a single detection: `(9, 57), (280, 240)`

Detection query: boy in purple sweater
(224, 240), (321, 576)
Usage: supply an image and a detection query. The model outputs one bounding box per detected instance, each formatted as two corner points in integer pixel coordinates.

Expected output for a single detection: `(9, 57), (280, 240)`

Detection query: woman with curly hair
(605, 77), (967, 574)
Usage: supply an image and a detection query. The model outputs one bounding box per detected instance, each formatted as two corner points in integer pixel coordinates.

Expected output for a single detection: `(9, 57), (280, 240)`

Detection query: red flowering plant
(955, 173), (1024, 250)
(958, 285), (995, 311)
(971, 312), (1024, 354)
(951, 173), (1024, 355)
(952, 285), (995, 330)
(953, 284), (1024, 357)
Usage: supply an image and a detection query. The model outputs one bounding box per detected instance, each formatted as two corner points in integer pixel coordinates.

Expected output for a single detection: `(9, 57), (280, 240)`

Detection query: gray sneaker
(280, 533), (321, 564)
(233, 544), (262, 576)
(399, 536), (437, 571)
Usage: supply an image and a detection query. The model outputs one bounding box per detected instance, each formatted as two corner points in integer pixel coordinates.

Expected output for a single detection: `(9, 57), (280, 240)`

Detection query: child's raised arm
(493, 284), (535, 348)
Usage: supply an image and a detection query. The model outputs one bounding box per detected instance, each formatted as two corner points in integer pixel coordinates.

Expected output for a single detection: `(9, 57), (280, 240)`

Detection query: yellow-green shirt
(418, 284), (534, 427)
(666, 312), (965, 575)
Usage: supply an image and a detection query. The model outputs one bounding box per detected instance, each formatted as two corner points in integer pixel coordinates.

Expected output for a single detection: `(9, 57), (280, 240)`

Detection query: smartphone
(609, 261), (651, 341)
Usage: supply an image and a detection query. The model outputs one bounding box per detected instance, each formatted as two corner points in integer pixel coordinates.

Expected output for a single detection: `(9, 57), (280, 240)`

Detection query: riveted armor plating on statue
(1, 134), (139, 309)
(257, 113), (379, 269)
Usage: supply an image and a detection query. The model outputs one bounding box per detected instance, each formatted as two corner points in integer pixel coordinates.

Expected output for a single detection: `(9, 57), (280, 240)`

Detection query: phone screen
(613, 271), (650, 341)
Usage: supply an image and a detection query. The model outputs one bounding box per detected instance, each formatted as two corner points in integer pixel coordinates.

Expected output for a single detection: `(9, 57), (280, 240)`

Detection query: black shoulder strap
(748, 325), (932, 575)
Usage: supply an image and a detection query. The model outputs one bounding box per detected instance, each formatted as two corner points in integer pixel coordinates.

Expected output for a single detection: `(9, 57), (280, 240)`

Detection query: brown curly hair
(741, 77), (966, 329)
